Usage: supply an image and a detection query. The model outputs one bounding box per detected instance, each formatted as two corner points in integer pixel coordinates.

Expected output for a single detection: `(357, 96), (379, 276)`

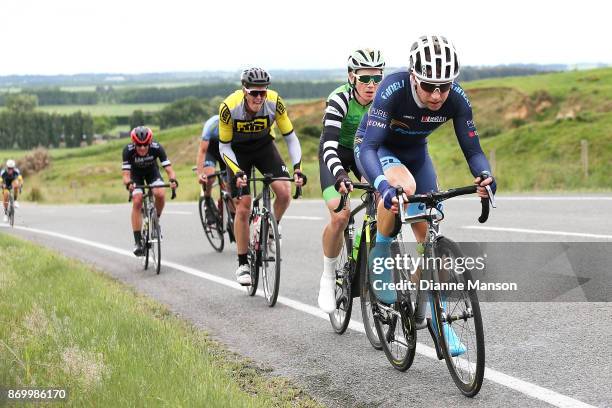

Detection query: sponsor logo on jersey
(276, 97), (287, 115)
(402, 115), (416, 120)
(466, 119), (475, 128)
(452, 83), (471, 107)
(380, 80), (405, 100)
(370, 108), (388, 120)
(390, 119), (409, 130)
(421, 116), (447, 123)
(367, 119), (387, 129)
(468, 130), (479, 138)
(235, 117), (270, 133)
(220, 104), (232, 124)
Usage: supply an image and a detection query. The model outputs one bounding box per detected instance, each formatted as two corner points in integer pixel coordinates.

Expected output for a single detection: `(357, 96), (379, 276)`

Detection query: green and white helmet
(347, 48), (385, 72)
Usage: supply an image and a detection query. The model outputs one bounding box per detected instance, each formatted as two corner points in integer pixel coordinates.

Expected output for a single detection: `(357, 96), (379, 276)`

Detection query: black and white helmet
(409, 35), (460, 83)
(347, 48), (385, 72)
(240, 67), (271, 87)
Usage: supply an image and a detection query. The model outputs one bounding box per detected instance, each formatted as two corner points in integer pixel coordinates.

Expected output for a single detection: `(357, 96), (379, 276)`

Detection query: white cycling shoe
(14, 201), (20, 209)
(317, 272), (337, 314)
(235, 264), (252, 286)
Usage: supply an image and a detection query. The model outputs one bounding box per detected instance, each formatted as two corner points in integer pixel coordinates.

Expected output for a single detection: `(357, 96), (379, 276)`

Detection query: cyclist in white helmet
(354, 35), (496, 356)
(1, 159), (24, 222)
(317, 49), (386, 312)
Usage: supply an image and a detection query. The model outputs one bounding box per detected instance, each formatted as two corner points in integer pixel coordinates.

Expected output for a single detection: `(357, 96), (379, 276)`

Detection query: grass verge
(0, 233), (320, 407)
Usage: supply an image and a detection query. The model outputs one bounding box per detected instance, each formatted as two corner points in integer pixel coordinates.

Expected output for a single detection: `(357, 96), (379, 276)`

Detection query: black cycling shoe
(133, 243), (144, 257)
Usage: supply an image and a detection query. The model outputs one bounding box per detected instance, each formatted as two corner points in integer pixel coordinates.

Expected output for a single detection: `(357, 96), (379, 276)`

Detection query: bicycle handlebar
(128, 184), (177, 202)
(398, 184), (493, 224)
(333, 183), (377, 213)
(236, 173), (302, 199)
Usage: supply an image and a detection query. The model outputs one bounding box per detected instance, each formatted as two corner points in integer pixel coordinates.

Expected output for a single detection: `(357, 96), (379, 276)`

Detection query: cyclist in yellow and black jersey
(218, 67), (307, 285)
(2, 159), (23, 222)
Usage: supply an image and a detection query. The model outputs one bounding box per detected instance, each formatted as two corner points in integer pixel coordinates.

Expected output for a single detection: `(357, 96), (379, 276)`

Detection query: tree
(5, 94), (38, 113)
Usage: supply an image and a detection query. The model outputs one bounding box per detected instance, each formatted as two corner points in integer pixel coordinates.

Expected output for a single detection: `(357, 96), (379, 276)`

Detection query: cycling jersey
(356, 70), (494, 195)
(321, 83), (371, 178)
(1, 167), (21, 187)
(122, 142), (171, 176)
(201, 115), (220, 142)
(218, 89), (302, 174)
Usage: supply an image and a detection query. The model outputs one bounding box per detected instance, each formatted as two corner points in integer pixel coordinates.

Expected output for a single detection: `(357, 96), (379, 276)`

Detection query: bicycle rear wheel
(431, 237), (485, 397)
(199, 196), (224, 252)
(329, 232), (353, 334)
(260, 212), (280, 307)
(142, 211), (150, 270)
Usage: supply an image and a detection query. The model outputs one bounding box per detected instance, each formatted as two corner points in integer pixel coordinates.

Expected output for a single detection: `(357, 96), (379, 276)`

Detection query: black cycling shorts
(229, 140), (290, 198)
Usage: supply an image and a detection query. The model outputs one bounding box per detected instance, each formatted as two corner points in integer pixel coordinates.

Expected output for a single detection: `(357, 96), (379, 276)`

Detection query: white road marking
(282, 215), (324, 221)
(2, 225), (598, 408)
(464, 225), (612, 240)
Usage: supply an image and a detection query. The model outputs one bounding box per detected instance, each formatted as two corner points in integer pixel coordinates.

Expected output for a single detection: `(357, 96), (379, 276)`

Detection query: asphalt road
(2, 195), (611, 407)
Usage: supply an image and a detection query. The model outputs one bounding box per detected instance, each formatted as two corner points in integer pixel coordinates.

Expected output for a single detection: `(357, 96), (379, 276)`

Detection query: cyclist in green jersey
(317, 49), (385, 313)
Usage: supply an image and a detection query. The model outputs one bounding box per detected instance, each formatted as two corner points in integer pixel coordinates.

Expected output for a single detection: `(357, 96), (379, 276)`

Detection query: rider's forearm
(196, 141), (208, 173)
(165, 166), (177, 181)
(122, 170), (132, 185)
(283, 131), (302, 169)
(219, 142), (242, 174)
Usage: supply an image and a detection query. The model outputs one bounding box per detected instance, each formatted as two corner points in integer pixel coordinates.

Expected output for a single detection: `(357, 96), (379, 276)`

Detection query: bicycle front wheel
(260, 212), (280, 307)
(431, 237), (485, 397)
(371, 240), (416, 371)
(199, 196), (224, 252)
(149, 211), (162, 275)
(8, 195), (15, 227)
(359, 233), (381, 350)
(142, 212), (150, 270)
(329, 232), (353, 334)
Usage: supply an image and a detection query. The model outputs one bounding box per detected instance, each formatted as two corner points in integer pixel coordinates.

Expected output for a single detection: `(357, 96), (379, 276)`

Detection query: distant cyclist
(355, 35), (496, 354)
(195, 114), (230, 224)
(317, 49), (385, 313)
(218, 67), (306, 285)
(1, 159), (23, 222)
(122, 126), (178, 256)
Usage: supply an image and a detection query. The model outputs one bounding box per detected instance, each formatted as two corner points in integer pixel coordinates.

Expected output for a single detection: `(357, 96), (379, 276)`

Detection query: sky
(1, 0), (611, 76)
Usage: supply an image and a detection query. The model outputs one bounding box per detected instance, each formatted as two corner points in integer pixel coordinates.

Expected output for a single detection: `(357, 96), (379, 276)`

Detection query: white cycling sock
(322, 255), (338, 279)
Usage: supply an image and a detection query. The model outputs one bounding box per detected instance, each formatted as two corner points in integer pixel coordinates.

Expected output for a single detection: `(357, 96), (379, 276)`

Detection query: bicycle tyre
(370, 239), (416, 371)
(246, 213), (260, 296)
(150, 212), (162, 275)
(142, 209), (150, 270)
(431, 237), (485, 397)
(328, 230), (353, 334)
(8, 195), (14, 227)
(199, 196), (224, 252)
(260, 212), (280, 307)
(359, 229), (382, 350)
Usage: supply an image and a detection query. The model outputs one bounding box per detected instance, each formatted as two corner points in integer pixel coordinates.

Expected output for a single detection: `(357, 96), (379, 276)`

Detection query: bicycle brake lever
(485, 185), (496, 208)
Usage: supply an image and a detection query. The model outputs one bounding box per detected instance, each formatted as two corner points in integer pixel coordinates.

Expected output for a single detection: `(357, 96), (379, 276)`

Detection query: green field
(0, 234), (320, 407)
(22, 103), (168, 116)
(3, 67), (612, 203)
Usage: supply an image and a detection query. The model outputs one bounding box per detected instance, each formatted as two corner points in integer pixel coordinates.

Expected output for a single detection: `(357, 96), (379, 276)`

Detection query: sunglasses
(244, 88), (268, 98)
(135, 143), (149, 148)
(354, 74), (383, 85)
(416, 78), (452, 93)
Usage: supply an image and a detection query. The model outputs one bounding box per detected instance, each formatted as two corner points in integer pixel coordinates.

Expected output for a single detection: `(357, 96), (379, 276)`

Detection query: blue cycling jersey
(201, 115), (220, 142)
(356, 70), (493, 194)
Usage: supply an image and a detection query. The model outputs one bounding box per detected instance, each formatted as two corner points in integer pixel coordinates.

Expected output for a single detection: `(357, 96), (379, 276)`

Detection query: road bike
(243, 171), (302, 307)
(369, 183), (494, 397)
(130, 184), (176, 275)
(193, 167), (236, 252)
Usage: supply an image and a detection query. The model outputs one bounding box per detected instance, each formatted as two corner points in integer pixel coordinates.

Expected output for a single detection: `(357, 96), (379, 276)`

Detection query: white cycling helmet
(347, 48), (385, 72)
(409, 35), (460, 83)
(6, 159), (15, 168)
